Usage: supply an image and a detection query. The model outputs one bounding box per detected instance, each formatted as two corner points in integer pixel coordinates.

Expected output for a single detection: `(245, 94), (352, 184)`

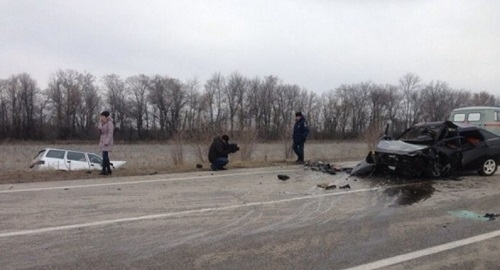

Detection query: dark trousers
(293, 142), (304, 161)
(212, 157), (229, 170)
(102, 151), (110, 168)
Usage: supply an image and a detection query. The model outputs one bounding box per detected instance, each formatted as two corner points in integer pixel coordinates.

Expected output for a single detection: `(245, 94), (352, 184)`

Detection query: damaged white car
(29, 148), (126, 171)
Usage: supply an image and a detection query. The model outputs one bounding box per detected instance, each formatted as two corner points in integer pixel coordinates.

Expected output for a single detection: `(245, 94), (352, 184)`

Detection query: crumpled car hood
(375, 140), (428, 155)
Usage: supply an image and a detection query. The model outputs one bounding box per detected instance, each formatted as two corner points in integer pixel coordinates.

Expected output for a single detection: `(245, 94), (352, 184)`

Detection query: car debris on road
(317, 183), (336, 190)
(304, 161), (353, 175)
(277, 174), (290, 181)
(484, 213), (499, 221)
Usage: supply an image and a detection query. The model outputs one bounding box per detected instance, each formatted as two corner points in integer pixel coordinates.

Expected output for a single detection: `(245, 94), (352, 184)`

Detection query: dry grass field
(0, 141), (368, 183)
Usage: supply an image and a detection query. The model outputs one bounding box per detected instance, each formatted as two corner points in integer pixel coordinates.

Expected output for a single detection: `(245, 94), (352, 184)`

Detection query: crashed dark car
(352, 121), (500, 178)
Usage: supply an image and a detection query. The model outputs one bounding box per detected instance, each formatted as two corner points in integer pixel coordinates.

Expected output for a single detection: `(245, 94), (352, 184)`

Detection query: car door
(459, 130), (489, 169)
(65, 151), (90, 171)
(43, 149), (68, 170)
(87, 153), (103, 171)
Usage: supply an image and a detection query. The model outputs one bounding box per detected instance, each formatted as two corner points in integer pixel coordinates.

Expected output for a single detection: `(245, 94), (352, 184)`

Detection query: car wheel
(478, 158), (497, 176)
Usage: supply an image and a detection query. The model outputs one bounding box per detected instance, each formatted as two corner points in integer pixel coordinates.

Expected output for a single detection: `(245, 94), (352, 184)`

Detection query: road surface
(0, 165), (499, 269)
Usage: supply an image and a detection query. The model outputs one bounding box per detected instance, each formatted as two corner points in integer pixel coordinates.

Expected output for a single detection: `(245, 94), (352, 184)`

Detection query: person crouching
(208, 135), (239, 171)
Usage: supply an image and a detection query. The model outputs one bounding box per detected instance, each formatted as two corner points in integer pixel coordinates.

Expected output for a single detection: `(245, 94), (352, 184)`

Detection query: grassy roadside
(0, 141), (367, 184)
(0, 160), (297, 184)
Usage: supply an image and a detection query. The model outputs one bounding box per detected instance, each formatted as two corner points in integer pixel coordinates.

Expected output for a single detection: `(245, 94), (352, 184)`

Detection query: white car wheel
(479, 159), (497, 176)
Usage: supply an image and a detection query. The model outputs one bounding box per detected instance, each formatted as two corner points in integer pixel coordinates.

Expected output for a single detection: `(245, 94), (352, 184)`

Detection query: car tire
(478, 158), (497, 176)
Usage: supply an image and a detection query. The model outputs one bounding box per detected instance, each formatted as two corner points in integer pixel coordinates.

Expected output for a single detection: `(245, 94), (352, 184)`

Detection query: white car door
(87, 153), (103, 171)
(65, 151), (90, 171)
(43, 149), (68, 170)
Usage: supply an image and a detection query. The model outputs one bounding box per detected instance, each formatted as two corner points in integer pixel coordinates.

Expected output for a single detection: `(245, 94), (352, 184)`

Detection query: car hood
(375, 140), (428, 155)
(111, 161), (126, 168)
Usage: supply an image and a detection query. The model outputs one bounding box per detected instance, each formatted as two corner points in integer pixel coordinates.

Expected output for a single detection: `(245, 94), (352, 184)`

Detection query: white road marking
(343, 229), (500, 270)
(0, 187), (380, 238)
(0, 169), (295, 194)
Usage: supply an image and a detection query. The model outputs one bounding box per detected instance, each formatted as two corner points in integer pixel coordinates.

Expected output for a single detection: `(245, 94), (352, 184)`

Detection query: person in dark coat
(98, 111), (114, 175)
(292, 112), (310, 164)
(208, 135), (239, 171)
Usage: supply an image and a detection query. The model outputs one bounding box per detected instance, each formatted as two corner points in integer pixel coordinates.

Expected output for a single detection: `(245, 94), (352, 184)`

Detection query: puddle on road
(352, 174), (437, 206)
(383, 182), (435, 206)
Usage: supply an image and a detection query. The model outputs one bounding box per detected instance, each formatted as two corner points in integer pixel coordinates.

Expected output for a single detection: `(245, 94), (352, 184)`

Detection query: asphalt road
(0, 165), (499, 270)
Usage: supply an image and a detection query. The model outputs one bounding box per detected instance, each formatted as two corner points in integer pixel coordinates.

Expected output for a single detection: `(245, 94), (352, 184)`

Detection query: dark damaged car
(352, 121), (500, 178)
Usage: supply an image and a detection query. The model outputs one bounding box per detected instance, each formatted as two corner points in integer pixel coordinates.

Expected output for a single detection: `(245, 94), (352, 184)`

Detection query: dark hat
(100, 111), (110, 117)
(221, 134), (230, 141)
(295, 112), (303, 117)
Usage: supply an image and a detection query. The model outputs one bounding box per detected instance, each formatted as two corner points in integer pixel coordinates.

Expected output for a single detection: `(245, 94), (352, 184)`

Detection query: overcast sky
(1, 0), (499, 94)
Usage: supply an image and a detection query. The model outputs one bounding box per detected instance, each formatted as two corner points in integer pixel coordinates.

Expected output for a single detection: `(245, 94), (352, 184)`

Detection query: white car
(29, 148), (126, 171)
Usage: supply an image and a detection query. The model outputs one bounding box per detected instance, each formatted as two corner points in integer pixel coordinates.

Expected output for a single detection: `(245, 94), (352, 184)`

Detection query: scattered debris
(149, 171), (158, 175)
(484, 213), (499, 221)
(64, 188), (69, 191)
(317, 183), (336, 190)
(117, 188), (121, 191)
(304, 161), (344, 175)
(277, 174), (290, 181)
(339, 184), (351, 189)
(8, 186), (13, 190)
(196, 164), (203, 169)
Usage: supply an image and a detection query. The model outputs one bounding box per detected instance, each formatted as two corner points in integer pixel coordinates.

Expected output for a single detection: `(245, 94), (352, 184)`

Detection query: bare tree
(399, 73), (422, 128)
(102, 74), (128, 130)
(126, 74), (149, 139)
(46, 69), (83, 139)
(203, 72), (227, 130)
(471, 91), (495, 106)
(421, 81), (452, 121)
(78, 73), (100, 137)
(225, 72), (246, 135)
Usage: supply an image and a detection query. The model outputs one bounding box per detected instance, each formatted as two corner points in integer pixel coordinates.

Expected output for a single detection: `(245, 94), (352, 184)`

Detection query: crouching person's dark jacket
(208, 137), (231, 163)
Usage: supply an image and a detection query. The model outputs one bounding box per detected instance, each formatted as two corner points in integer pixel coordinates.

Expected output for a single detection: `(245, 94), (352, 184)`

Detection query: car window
(467, 113), (481, 122)
(453, 113), (466, 122)
(67, 151), (87, 162)
(45, 150), (65, 159)
(88, 154), (102, 164)
(495, 111), (500, 122)
(479, 129), (500, 141)
(398, 125), (441, 141)
(459, 130), (485, 146)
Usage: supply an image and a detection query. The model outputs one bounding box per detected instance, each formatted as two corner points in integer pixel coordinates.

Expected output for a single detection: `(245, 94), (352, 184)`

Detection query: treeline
(0, 70), (496, 141)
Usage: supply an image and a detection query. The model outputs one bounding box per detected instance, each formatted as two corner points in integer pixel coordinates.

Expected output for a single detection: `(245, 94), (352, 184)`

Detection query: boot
(106, 162), (112, 175)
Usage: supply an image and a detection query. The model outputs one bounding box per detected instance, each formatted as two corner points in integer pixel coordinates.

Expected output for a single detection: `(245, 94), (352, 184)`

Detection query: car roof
(40, 148), (96, 154)
(451, 106), (500, 112)
(413, 121), (481, 131)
